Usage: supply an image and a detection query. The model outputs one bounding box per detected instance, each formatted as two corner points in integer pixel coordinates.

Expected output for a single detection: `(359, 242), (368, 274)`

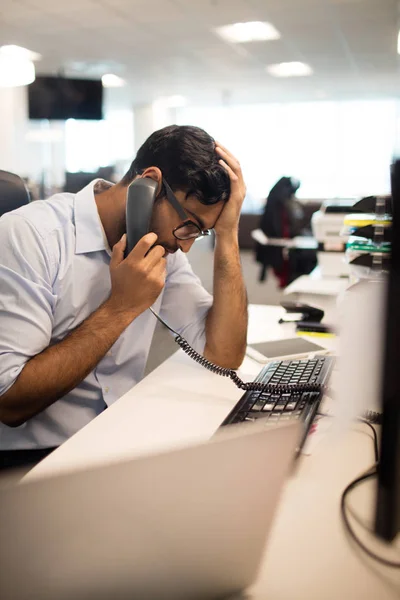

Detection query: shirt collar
(74, 179), (112, 255)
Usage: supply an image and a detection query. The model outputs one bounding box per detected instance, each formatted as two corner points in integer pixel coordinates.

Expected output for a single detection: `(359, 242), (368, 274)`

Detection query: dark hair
(121, 125), (230, 205)
(259, 176), (301, 237)
(268, 177), (300, 204)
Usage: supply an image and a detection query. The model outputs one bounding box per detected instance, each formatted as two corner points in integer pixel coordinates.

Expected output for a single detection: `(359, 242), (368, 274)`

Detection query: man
(0, 125), (248, 470)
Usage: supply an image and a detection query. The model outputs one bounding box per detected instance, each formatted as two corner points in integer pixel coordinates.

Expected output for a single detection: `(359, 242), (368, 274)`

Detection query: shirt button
(104, 386), (109, 393)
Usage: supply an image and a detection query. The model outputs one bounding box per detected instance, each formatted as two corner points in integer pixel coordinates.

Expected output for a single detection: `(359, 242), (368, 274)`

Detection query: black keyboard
(220, 356), (335, 448)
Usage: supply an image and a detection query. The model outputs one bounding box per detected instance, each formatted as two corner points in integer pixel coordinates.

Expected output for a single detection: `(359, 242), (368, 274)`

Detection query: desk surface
(251, 228), (318, 249)
(29, 305), (305, 479)
(28, 305), (400, 599)
(284, 269), (350, 323)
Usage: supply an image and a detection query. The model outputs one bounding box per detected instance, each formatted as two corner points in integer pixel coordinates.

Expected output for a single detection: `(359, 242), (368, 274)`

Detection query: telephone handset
(125, 178), (323, 396)
(125, 178), (158, 258)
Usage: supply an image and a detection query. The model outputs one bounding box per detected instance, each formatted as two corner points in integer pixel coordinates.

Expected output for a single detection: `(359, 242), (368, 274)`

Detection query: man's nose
(178, 238), (196, 253)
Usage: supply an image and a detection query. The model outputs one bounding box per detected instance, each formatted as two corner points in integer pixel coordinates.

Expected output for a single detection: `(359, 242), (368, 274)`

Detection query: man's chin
(162, 246), (178, 256)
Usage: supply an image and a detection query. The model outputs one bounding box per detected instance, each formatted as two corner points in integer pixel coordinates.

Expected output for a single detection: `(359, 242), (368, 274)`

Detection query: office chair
(0, 170), (30, 217)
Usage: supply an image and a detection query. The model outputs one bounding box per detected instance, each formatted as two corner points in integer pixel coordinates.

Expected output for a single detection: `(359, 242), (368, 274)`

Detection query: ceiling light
(215, 21), (280, 44)
(101, 73), (126, 88)
(0, 55), (35, 87)
(267, 61), (313, 77)
(0, 44), (41, 61)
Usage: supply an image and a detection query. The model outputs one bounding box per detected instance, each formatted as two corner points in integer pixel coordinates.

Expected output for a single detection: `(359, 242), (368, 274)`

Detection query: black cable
(150, 307), (322, 394)
(175, 334), (322, 393)
(299, 414), (398, 567)
(341, 467), (400, 568)
(316, 414), (397, 563)
(357, 418), (379, 464)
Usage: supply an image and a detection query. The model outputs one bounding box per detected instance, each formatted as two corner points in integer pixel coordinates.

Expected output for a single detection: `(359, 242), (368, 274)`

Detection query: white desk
(28, 305), (399, 599)
(284, 267), (350, 323)
(251, 228), (318, 250)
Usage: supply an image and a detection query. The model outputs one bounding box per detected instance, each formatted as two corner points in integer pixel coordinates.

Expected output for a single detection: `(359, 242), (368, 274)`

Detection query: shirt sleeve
(0, 214), (57, 396)
(159, 250), (213, 354)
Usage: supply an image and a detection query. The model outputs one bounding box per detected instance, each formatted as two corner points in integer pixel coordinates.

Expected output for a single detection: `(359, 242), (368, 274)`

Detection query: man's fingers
(219, 159), (239, 183)
(215, 143), (241, 171)
(110, 234), (126, 268)
(154, 255), (167, 280)
(147, 253), (167, 287)
(126, 232), (158, 260)
(215, 141), (232, 156)
(145, 244), (166, 269)
(114, 231), (165, 273)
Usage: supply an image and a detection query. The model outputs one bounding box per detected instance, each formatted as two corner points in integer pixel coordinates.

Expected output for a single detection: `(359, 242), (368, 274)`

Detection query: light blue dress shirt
(0, 180), (212, 450)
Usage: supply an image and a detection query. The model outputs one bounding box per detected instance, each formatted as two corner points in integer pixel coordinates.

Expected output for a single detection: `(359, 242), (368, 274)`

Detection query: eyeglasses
(162, 179), (212, 241)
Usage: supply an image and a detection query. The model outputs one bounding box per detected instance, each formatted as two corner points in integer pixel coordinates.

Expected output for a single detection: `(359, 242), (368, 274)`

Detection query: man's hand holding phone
(107, 232), (166, 320)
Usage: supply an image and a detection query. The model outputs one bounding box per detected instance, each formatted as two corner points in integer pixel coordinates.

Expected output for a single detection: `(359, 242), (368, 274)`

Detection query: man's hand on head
(213, 143), (247, 238)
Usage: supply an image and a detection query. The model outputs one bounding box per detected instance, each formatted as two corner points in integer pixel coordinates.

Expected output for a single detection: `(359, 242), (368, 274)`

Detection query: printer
(311, 199), (355, 277)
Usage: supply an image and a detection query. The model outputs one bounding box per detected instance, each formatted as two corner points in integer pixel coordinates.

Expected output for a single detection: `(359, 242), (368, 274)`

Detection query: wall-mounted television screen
(28, 76), (103, 120)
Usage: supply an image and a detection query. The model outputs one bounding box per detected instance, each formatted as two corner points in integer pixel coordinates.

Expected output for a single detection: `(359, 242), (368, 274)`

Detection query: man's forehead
(184, 195), (224, 228)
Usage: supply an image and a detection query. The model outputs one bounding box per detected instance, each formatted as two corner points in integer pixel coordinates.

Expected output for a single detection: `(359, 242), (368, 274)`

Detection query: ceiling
(0, 0), (399, 108)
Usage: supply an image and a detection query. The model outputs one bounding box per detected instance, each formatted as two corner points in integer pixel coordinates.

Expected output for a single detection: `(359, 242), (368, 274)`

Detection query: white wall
(0, 85), (66, 188)
(1, 90), (398, 204)
(177, 99), (398, 209)
(0, 87), (27, 174)
(133, 103), (177, 153)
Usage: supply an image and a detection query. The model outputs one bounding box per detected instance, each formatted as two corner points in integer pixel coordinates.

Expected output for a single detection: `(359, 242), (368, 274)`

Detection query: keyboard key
(252, 399), (265, 411)
(280, 414), (293, 421)
(276, 397), (287, 404)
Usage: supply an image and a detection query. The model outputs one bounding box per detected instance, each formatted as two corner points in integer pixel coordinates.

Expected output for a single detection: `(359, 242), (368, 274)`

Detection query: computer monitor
(28, 76), (103, 121)
(374, 159), (400, 542)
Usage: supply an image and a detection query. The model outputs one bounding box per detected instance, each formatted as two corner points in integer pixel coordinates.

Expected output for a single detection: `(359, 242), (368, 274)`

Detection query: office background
(0, 0), (398, 369)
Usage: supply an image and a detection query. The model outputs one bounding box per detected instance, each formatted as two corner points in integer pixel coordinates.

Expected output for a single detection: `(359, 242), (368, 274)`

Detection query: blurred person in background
(255, 176), (316, 287)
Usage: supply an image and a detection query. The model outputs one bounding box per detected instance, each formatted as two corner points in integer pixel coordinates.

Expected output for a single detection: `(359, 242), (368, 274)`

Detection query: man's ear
(140, 167), (163, 195)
